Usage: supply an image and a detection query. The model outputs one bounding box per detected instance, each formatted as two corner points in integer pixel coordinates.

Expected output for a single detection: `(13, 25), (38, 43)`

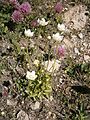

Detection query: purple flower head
(11, 10), (24, 22)
(54, 45), (65, 57)
(19, 2), (31, 15)
(31, 19), (38, 27)
(9, 0), (19, 6)
(58, 46), (65, 57)
(55, 2), (63, 13)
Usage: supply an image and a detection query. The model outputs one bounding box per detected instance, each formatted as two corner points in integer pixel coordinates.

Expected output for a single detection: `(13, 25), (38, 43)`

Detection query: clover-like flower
(57, 46), (65, 57)
(19, 2), (31, 15)
(55, 2), (63, 13)
(11, 10), (24, 22)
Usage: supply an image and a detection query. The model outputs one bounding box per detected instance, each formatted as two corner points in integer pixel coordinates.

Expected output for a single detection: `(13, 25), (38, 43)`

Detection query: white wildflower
(26, 71), (37, 80)
(44, 60), (60, 73)
(37, 18), (49, 26)
(52, 33), (64, 42)
(57, 23), (66, 32)
(24, 29), (34, 37)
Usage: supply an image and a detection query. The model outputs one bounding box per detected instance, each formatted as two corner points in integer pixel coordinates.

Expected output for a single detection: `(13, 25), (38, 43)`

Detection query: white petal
(57, 23), (66, 31)
(52, 33), (64, 42)
(24, 29), (34, 37)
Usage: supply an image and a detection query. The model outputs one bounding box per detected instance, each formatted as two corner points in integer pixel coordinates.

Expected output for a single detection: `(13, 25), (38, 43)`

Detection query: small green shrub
(16, 67), (52, 100)
(26, 68), (52, 100)
(66, 62), (90, 79)
(72, 103), (87, 120)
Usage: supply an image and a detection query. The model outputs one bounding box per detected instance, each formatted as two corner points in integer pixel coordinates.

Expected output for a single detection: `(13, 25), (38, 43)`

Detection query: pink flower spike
(19, 2), (31, 15)
(11, 10), (24, 22)
(58, 46), (65, 57)
(55, 2), (63, 13)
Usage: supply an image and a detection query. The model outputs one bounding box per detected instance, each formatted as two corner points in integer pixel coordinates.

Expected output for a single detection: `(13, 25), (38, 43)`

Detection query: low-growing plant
(16, 67), (52, 100)
(26, 68), (52, 100)
(72, 103), (87, 120)
(66, 62), (90, 81)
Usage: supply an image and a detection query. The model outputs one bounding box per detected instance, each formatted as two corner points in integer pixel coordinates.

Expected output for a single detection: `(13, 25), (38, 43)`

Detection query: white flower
(26, 71), (37, 80)
(24, 29), (34, 37)
(33, 60), (39, 66)
(37, 18), (49, 26)
(44, 60), (60, 73)
(57, 23), (66, 32)
(52, 33), (64, 42)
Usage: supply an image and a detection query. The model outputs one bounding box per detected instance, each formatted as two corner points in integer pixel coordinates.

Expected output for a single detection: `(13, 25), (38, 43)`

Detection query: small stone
(63, 38), (73, 49)
(17, 110), (29, 120)
(38, 35), (42, 39)
(78, 33), (83, 39)
(7, 99), (17, 106)
(53, 113), (56, 119)
(74, 48), (80, 55)
(50, 96), (53, 101)
(59, 78), (63, 83)
(21, 101), (24, 104)
(31, 101), (40, 110)
(84, 55), (90, 61)
(48, 111), (52, 116)
(47, 36), (51, 40)
(1, 111), (5, 116)
(83, 43), (87, 47)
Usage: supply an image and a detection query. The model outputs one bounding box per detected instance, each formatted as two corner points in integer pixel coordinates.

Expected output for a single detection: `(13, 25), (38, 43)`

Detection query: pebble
(1, 111), (5, 116)
(17, 110), (29, 120)
(74, 48), (80, 55)
(31, 101), (40, 110)
(47, 36), (51, 40)
(84, 55), (90, 61)
(78, 33), (83, 39)
(59, 78), (63, 83)
(50, 96), (53, 101)
(7, 99), (17, 106)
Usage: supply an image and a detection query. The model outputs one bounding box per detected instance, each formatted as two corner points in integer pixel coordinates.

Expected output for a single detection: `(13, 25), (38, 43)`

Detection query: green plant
(16, 78), (28, 96)
(16, 67), (52, 100)
(72, 103), (87, 120)
(0, 3), (11, 35)
(66, 62), (90, 80)
(26, 68), (52, 100)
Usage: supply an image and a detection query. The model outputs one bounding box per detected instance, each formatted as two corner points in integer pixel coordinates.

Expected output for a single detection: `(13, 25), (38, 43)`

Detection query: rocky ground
(0, 0), (90, 120)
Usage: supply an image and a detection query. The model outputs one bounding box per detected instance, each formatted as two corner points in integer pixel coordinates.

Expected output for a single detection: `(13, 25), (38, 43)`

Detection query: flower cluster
(55, 2), (63, 13)
(11, 10), (24, 22)
(54, 45), (65, 58)
(10, 0), (31, 22)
